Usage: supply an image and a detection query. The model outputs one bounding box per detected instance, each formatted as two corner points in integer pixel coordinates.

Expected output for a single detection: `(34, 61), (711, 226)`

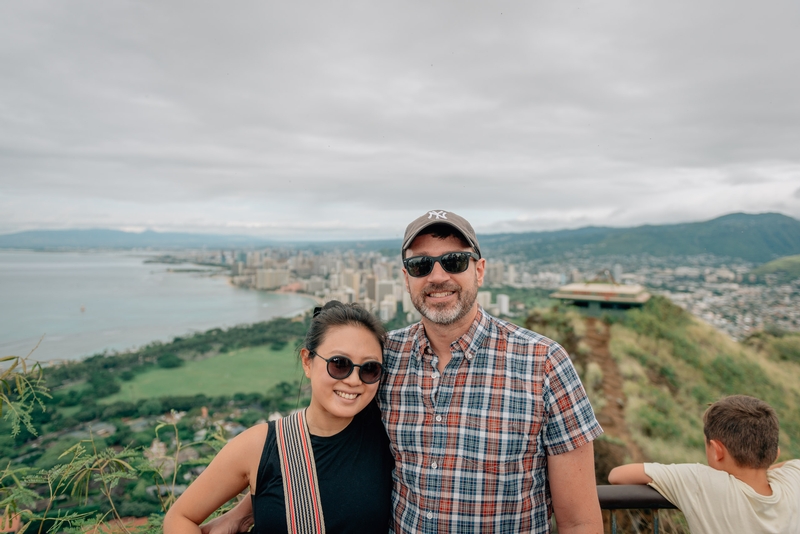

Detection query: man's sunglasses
(310, 351), (383, 384)
(403, 251), (480, 278)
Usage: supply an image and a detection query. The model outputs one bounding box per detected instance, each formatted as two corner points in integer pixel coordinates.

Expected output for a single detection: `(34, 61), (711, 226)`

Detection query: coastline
(0, 251), (319, 364)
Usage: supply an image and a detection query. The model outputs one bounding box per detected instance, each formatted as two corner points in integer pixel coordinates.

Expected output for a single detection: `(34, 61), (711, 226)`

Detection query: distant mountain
(0, 229), (276, 250)
(479, 213), (800, 263)
(2, 212), (798, 263)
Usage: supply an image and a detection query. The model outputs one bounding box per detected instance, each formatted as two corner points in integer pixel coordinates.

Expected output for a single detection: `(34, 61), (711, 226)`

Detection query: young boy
(608, 395), (800, 533)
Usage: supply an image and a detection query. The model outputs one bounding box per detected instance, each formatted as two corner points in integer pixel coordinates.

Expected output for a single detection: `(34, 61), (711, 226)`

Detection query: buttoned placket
(420, 345), (465, 528)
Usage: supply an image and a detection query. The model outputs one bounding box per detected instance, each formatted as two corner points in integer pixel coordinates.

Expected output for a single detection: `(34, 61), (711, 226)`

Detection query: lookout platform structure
(550, 282), (650, 316)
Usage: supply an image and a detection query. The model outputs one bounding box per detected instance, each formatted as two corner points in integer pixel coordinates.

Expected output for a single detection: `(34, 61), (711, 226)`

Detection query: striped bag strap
(275, 410), (326, 534)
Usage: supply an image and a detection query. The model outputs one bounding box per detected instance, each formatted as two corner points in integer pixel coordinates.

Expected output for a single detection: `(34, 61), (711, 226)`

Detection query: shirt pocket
(460, 415), (531, 475)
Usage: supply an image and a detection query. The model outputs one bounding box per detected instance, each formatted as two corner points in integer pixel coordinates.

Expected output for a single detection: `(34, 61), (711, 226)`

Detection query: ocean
(0, 250), (316, 363)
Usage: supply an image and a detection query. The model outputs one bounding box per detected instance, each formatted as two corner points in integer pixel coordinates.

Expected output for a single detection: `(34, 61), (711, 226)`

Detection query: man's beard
(412, 277), (479, 326)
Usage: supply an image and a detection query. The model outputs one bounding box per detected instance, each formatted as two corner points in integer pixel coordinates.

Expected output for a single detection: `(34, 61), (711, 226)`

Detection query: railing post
(611, 510), (617, 534)
(653, 509), (659, 534)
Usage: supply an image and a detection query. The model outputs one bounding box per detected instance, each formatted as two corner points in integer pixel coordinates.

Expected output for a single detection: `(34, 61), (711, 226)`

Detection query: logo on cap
(428, 210), (448, 220)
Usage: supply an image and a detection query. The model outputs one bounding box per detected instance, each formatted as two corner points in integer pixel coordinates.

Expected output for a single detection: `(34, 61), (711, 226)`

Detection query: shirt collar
(413, 306), (489, 363)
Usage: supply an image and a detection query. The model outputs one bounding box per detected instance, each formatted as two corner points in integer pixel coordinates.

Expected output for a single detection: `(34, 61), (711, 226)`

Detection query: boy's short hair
(703, 395), (779, 469)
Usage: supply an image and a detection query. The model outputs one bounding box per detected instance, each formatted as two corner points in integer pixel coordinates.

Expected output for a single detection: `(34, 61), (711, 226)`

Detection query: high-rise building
(496, 294), (510, 315)
(485, 261), (505, 286)
(365, 275), (377, 301)
(613, 263), (623, 284)
(256, 269), (289, 290)
(379, 296), (397, 322)
(477, 291), (492, 309)
(246, 251), (262, 268)
(341, 270), (360, 303)
(505, 265), (517, 285)
(305, 277), (325, 293)
(376, 281), (397, 306)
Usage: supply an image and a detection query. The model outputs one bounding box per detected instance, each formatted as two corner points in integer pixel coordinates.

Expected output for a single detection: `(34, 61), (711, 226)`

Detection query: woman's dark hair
(302, 300), (386, 359)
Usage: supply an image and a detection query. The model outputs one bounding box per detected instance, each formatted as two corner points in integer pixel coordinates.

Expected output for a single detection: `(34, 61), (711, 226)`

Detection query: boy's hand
(608, 463), (654, 485)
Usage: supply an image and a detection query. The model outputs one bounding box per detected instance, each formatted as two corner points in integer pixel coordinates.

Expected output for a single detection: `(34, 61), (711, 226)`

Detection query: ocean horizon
(0, 250), (316, 363)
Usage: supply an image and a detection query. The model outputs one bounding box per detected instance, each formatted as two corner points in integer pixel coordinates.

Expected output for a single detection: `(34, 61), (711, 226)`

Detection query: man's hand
(608, 463), (653, 485)
(548, 442), (603, 533)
(200, 497), (254, 534)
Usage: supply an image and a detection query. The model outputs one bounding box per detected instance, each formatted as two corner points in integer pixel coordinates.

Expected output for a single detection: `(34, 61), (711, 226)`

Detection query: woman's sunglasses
(403, 251), (480, 278)
(310, 351), (383, 384)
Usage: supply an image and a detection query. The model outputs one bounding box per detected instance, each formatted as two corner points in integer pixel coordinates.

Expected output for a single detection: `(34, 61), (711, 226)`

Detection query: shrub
(770, 336), (800, 363)
(157, 353), (184, 368)
(138, 398), (165, 417)
(120, 369), (136, 381)
(637, 404), (681, 440)
(101, 401), (138, 419)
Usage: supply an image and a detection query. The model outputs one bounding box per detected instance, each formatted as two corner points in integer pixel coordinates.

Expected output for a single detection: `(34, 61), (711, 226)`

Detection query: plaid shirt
(378, 308), (602, 533)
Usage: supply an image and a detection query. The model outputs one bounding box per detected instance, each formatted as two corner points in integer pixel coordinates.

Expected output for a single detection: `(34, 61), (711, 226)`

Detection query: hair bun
(322, 300), (345, 311)
(313, 300), (346, 318)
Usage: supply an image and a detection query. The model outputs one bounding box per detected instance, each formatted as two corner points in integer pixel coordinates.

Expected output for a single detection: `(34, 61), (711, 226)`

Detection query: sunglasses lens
(441, 253), (470, 274)
(406, 256), (433, 277)
(359, 362), (383, 384)
(326, 356), (353, 379)
(406, 253), (474, 277)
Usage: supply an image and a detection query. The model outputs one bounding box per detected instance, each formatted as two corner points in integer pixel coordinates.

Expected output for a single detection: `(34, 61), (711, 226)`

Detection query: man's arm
(608, 463), (653, 485)
(547, 441), (603, 534)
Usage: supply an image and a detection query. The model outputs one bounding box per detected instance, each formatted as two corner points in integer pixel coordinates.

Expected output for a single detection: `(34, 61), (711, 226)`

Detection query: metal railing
(597, 485), (677, 534)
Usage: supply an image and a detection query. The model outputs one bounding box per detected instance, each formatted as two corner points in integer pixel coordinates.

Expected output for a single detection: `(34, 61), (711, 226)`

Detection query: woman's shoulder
(225, 423), (270, 455)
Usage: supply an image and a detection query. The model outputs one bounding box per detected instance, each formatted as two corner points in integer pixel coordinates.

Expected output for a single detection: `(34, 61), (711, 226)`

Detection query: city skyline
(1, 2), (799, 240)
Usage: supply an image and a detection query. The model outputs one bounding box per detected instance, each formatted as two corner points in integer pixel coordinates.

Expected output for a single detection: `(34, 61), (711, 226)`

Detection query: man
(380, 209), (603, 533)
(202, 209), (603, 533)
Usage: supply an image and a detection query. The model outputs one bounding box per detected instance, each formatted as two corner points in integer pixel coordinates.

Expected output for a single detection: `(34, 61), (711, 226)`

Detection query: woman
(164, 301), (394, 533)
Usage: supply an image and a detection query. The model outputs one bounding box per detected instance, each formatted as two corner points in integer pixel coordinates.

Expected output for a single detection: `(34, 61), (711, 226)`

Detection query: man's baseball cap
(402, 210), (481, 258)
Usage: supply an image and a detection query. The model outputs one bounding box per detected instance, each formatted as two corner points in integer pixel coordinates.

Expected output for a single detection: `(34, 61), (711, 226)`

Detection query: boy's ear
(775, 446), (781, 463)
(708, 439), (727, 462)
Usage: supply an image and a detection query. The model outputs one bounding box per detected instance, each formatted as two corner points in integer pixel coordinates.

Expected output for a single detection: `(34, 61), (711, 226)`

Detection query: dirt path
(583, 317), (645, 463)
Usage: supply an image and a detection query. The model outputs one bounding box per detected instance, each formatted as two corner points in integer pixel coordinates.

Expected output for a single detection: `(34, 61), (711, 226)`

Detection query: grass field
(103, 345), (305, 403)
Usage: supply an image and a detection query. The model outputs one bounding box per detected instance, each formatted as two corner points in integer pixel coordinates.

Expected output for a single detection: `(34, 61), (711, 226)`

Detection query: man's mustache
(423, 283), (461, 294)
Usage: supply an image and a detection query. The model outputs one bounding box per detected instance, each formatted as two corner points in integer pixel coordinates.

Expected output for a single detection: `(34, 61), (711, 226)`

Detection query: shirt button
(431, 462), (438, 469)
(426, 512), (433, 519)
(432, 372), (439, 379)
(435, 415), (442, 422)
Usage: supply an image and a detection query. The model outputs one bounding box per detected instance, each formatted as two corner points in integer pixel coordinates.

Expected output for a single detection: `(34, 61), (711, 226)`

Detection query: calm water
(0, 251), (316, 362)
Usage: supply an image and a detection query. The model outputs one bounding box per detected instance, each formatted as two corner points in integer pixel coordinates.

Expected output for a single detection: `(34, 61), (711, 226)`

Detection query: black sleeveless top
(251, 401), (394, 533)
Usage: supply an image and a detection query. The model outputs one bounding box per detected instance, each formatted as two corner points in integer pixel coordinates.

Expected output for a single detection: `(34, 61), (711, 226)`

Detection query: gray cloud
(1, 1), (799, 238)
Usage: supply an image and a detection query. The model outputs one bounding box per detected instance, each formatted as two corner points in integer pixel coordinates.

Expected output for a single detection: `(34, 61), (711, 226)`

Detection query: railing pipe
(596, 485), (677, 534)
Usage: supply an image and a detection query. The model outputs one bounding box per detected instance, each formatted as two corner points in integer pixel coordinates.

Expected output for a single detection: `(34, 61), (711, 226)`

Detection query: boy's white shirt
(644, 460), (800, 534)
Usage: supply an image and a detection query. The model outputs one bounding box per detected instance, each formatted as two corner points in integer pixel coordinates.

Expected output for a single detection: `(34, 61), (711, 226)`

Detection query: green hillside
(527, 297), (800, 468)
(750, 254), (800, 283)
(482, 212), (800, 262)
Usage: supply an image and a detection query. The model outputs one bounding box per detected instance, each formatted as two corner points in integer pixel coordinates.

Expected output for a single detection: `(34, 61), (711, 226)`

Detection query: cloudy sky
(1, 1), (799, 241)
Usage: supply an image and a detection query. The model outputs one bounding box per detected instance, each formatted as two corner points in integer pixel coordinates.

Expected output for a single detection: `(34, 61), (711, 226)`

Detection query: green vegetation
(0, 314), (316, 532)
(2, 298), (800, 532)
(750, 254), (800, 283)
(104, 345), (303, 403)
(524, 296), (800, 466)
(41, 317), (310, 411)
(615, 297), (800, 462)
(481, 212), (800, 263)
